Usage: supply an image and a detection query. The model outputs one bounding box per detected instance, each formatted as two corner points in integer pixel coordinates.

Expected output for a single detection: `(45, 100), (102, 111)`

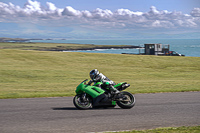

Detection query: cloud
(62, 6), (82, 16)
(0, 0), (200, 31)
(191, 8), (200, 17)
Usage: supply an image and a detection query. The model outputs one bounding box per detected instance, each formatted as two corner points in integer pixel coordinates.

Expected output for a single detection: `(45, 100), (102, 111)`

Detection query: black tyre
(73, 95), (92, 110)
(117, 91), (135, 109)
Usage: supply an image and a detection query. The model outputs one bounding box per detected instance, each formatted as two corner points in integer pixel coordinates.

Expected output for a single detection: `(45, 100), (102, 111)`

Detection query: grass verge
(0, 49), (200, 99)
(105, 126), (200, 133)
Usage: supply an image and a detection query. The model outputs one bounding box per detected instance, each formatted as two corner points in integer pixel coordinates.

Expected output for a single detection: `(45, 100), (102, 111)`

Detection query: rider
(89, 69), (120, 94)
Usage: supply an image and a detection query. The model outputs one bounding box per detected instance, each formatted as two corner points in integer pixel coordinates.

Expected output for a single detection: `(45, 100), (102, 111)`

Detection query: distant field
(0, 47), (199, 98)
(0, 42), (97, 50)
(0, 42), (135, 51)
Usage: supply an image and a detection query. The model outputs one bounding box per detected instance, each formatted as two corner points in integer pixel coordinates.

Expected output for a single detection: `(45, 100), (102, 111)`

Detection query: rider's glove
(88, 80), (93, 85)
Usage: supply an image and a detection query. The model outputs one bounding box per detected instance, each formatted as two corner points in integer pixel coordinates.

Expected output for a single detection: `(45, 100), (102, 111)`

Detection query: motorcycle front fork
(80, 93), (87, 102)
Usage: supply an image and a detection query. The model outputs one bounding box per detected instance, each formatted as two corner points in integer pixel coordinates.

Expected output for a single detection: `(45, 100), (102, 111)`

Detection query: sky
(0, 0), (200, 39)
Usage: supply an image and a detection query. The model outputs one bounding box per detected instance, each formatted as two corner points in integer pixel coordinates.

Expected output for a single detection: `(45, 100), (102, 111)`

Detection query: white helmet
(89, 69), (99, 81)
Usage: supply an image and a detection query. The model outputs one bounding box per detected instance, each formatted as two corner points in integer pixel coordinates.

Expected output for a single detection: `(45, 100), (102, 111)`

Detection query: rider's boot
(110, 86), (123, 99)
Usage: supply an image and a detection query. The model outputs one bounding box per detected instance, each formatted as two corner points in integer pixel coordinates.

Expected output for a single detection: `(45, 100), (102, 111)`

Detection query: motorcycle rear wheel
(73, 95), (92, 110)
(117, 91), (135, 109)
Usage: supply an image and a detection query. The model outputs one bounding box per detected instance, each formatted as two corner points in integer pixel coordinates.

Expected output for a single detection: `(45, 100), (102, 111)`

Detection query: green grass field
(106, 126), (200, 133)
(0, 48), (199, 99)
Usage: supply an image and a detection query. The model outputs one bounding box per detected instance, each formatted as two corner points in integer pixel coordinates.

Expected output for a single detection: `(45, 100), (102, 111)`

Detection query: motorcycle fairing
(84, 86), (105, 98)
(76, 80), (105, 98)
(92, 93), (116, 107)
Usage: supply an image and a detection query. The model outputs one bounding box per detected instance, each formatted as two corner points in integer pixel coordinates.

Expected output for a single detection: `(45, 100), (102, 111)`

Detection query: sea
(30, 39), (200, 57)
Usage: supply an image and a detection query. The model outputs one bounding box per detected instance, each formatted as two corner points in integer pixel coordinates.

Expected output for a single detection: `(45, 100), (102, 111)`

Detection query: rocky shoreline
(49, 45), (140, 51)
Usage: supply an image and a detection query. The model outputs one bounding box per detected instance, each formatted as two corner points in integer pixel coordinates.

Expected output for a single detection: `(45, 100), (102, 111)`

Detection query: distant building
(122, 43), (184, 56)
(143, 44), (170, 55)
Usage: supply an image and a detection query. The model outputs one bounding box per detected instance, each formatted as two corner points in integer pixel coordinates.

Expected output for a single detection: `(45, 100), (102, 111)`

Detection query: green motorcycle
(73, 79), (135, 110)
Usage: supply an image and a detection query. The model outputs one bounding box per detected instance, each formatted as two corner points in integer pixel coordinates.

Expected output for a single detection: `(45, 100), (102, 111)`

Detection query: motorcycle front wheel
(117, 91), (135, 109)
(73, 94), (92, 110)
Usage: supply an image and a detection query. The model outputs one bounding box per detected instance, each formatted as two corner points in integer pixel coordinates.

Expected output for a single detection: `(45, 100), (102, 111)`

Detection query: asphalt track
(0, 92), (199, 133)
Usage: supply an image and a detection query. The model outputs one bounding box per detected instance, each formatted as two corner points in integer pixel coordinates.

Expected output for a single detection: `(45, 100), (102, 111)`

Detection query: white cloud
(191, 8), (200, 17)
(46, 2), (57, 11)
(62, 6), (82, 16)
(24, 0), (41, 11)
(91, 8), (113, 19)
(152, 20), (174, 28)
(0, 0), (200, 31)
(149, 6), (160, 14)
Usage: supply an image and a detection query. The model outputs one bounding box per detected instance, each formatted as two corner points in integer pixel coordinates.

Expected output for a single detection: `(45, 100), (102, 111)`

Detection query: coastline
(0, 42), (140, 51)
(49, 45), (140, 51)
(1, 38), (200, 57)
